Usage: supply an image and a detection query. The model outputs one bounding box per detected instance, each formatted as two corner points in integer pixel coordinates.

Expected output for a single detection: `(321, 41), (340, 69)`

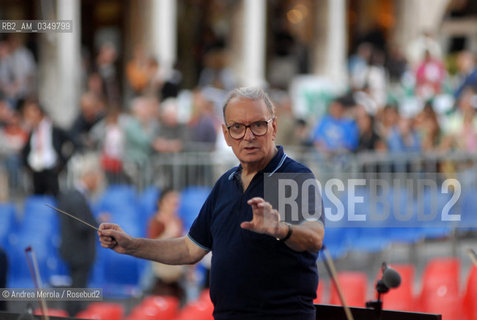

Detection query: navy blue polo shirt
(188, 146), (323, 320)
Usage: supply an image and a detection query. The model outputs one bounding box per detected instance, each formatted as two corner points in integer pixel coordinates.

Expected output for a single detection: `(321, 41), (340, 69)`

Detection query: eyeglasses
(226, 118), (274, 140)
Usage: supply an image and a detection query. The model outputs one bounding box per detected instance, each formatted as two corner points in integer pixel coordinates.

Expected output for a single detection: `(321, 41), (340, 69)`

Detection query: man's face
(222, 97), (277, 165)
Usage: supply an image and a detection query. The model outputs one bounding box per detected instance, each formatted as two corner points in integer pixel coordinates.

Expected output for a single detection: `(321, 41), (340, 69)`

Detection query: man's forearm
(277, 221), (324, 253)
(126, 236), (199, 265)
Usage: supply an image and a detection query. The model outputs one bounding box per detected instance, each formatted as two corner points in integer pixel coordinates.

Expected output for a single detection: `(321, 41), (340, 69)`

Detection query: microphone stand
(365, 263), (389, 320)
(365, 282), (387, 320)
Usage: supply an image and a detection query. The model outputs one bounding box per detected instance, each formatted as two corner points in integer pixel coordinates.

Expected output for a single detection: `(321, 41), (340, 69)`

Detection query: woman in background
(147, 188), (185, 301)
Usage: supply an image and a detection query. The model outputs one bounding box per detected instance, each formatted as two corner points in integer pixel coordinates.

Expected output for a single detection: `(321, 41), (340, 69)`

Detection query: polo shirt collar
(227, 145), (287, 181)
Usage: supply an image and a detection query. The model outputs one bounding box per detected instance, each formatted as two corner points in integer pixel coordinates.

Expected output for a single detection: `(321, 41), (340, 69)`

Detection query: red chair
(76, 302), (124, 320)
(175, 299), (214, 320)
(419, 257), (462, 318)
(420, 257), (460, 298)
(198, 289), (211, 302)
(198, 289), (214, 311)
(329, 272), (367, 307)
(313, 281), (325, 304)
(126, 296), (179, 320)
(464, 265), (477, 320)
(34, 308), (69, 317)
(381, 264), (416, 311)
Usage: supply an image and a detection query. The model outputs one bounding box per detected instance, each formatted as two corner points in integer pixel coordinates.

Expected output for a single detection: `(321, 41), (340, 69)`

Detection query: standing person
(21, 100), (74, 196)
(99, 87), (325, 320)
(57, 154), (102, 316)
(96, 43), (121, 109)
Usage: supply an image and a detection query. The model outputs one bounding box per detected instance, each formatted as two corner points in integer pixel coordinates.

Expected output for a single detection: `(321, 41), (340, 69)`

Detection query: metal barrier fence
(1, 147), (477, 197)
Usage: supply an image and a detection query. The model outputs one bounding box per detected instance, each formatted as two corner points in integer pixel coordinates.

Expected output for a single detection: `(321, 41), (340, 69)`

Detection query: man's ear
(222, 123), (232, 146)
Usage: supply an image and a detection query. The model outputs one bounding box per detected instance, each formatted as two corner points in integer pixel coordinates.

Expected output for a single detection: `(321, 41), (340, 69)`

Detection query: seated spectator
(376, 105), (400, 141)
(7, 35), (37, 108)
(311, 96), (359, 156)
(386, 43), (408, 84)
(454, 51), (477, 99)
(0, 40), (14, 106)
(274, 91), (299, 147)
(365, 49), (388, 109)
(387, 115), (420, 153)
(186, 90), (218, 151)
(96, 42), (121, 109)
(1, 107), (28, 192)
(441, 88), (477, 180)
(160, 62), (182, 101)
(123, 96), (159, 167)
(294, 118), (313, 148)
(86, 72), (106, 107)
(198, 49), (236, 91)
(453, 106), (477, 153)
(126, 45), (151, 95)
(443, 87), (477, 142)
(415, 50), (446, 99)
(0, 98), (11, 127)
(153, 98), (186, 154)
(145, 57), (166, 98)
(90, 108), (127, 184)
(355, 106), (385, 152)
(349, 42), (372, 91)
(147, 188), (185, 300)
(69, 92), (105, 150)
(415, 102), (442, 152)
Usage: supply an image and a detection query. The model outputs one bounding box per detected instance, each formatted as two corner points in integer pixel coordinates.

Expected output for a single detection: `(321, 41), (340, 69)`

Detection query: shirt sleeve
(187, 185), (217, 251)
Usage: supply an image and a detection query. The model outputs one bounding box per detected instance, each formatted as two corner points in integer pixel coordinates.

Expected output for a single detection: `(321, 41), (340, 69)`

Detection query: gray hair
(222, 87), (275, 121)
(70, 153), (101, 180)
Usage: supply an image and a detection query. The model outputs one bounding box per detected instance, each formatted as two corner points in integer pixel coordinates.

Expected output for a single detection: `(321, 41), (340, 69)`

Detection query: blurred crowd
(303, 34), (477, 160)
(0, 32), (476, 195)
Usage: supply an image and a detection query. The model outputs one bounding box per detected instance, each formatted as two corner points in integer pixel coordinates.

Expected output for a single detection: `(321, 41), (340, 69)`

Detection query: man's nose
(243, 126), (255, 140)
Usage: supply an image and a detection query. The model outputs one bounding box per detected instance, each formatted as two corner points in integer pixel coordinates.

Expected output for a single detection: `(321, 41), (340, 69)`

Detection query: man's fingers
(100, 235), (113, 242)
(247, 197), (264, 206)
(99, 222), (120, 232)
(99, 228), (120, 238)
(99, 235), (115, 244)
(240, 221), (253, 230)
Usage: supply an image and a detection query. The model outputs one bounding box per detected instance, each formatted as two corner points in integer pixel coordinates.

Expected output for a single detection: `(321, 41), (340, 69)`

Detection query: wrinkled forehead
(224, 97), (272, 123)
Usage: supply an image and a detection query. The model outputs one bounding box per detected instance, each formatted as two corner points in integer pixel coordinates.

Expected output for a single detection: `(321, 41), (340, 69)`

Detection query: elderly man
(99, 87), (324, 320)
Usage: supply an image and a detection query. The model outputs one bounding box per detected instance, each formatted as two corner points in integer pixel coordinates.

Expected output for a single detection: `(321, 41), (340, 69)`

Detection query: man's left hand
(242, 197), (286, 239)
